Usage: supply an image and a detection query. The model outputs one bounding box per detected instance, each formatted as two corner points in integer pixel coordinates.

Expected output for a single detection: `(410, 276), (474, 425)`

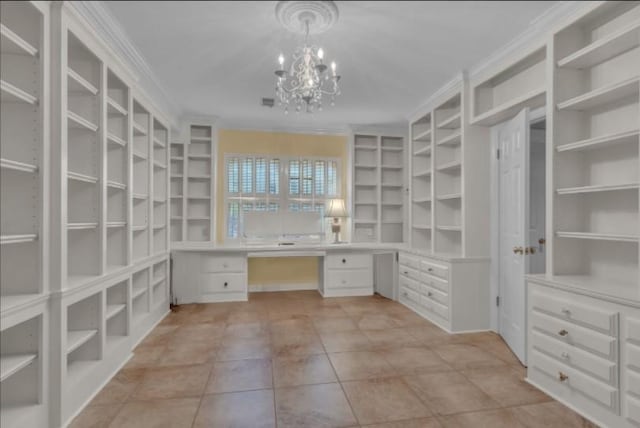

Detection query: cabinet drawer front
(531, 330), (616, 385)
(531, 290), (618, 335)
(626, 394), (640, 427)
(399, 275), (419, 292)
(628, 343), (640, 372)
(326, 269), (372, 289)
(422, 275), (449, 293)
(327, 253), (372, 270)
(399, 253), (420, 270)
(628, 369), (640, 397)
(201, 255), (246, 273)
(421, 295), (449, 320)
(531, 310), (617, 360)
(421, 284), (448, 306)
(400, 286), (420, 306)
(420, 260), (449, 280)
(399, 265), (422, 283)
(531, 350), (618, 410)
(628, 318), (640, 342)
(201, 273), (246, 293)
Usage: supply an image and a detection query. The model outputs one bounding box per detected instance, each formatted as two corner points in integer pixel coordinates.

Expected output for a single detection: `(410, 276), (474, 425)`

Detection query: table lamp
(325, 199), (347, 243)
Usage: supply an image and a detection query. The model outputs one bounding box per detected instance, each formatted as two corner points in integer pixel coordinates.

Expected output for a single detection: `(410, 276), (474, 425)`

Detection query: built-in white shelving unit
(152, 119), (169, 253)
(352, 133), (405, 243)
(409, 77), (490, 257)
(551, 1), (639, 300)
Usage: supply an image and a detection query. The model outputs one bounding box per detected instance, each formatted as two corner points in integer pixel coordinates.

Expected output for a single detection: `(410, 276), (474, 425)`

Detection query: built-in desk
(171, 243), (400, 302)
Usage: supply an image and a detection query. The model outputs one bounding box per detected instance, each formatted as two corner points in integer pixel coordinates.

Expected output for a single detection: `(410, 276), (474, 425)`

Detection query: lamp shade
(325, 199), (347, 218)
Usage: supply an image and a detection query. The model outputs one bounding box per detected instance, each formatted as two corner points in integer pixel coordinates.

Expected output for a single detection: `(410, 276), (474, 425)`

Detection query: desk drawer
(422, 275), (449, 293)
(628, 343), (640, 373)
(420, 260), (449, 280)
(399, 275), (419, 292)
(628, 317), (640, 342)
(530, 350), (618, 411)
(400, 286), (420, 306)
(628, 369), (640, 397)
(421, 295), (449, 320)
(531, 310), (617, 360)
(201, 255), (246, 273)
(326, 253), (372, 270)
(399, 253), (420, 270)
(531, 290), (618, 335)
(399, 265), (421, 283)
(326, 269), (372, 289)
(531, 330), (616, 386)
(201, 273), (246, 293)
(420, 284), (448, 306)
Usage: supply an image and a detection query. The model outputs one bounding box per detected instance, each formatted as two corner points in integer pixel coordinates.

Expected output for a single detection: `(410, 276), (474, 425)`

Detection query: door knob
(558, 329), (568, 337)
(525, 247), (536, 255)
(513, 247), (523, 255)
(558, 372), (569, 382)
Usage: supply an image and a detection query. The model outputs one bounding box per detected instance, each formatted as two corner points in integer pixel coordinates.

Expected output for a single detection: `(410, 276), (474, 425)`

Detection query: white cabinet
(398, 250), (489, 332)
(527, 279), (640, 428)
(322, 251), (373, 297)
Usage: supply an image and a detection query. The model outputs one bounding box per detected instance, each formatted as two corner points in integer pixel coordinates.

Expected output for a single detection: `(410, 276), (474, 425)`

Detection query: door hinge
(396, 252), (399, 262)
(496, 296), (500, 307)
(496, 149), (500, 159)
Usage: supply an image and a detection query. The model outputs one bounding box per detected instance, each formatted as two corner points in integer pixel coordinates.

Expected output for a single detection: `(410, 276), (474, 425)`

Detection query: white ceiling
(106, 1), (557, 131)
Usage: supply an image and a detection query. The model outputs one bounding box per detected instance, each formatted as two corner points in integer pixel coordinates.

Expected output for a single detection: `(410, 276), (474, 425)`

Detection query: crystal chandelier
(274, 1), (341, 114)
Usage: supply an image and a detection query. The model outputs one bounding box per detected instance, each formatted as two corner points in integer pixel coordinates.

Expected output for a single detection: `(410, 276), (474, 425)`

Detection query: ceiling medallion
(274, 1), (341, 114)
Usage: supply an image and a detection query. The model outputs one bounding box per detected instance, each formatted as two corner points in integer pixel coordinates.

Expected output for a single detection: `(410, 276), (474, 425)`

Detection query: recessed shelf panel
(107, 97), (127, 116)
(68, 171), (98, 184)
(133, 122), (147, 136)
(436, 132), (462, 146)
(436, 160), (462, 172)
(556, 231), (639, 243)
(0, 354), (37, 382)
(471, 87), (546, 126)
(1, 79), (37, 105)
(67, 222), (98, 231)
(557, 77), (639, 111)
(105, 304), (126, 321)
(67, 68), (98, 95)
(0, 234), (38, 245)
(0, 23), (38, 56)
(556, 129), (640, 152)
(556, 183), (639, 195)
(66, 329), (98, 354)
(67, 111), (98, 132)
(107, 133), (127, 147)
(0, 158), (38, 173)
(437, 193), (462, 201)
(413, 129), (432, 142)
(436, 112), (461, 129)
(413, 146), (431, 156)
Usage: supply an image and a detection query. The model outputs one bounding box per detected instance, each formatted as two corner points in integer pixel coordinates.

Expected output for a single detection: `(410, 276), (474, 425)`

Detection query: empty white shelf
(354, 145), (377, 151)
(556, 183), (639, 195)
(171, 156), (184, 161)
(436, 160), (462, 172)
(413, 146), (431, 156)
(107, 97), (127, 116)
(0, 23), (38, 57)
(153, 276), (166, 287)
(354, 163), (377, 169)
(1, 80), (37, 105)
(133, 122), (148, 136)
(1, 234), (38, 245)
(436, 112), (461, 129)
(382, 202), (403, 206)
(187, 195), (210, 200)
(188, 175), (211, 180)
(106, 221), (126, 228)
(354, 219), (377, 225)
(0, 158), (38, 173)
(412, 170), (432, 178)
(67, 68), (98, 95)
(188, 154), (211, 159)
(556, 129), (639, 152)
(132, 193), (148, 200)
(153, 198), (167, 204)
(67, 111), (98, 132)
(381, 147), (403, 152)
(171, 175), (183, 179)
(413, 129), (432, 142)
(67, 222), (98, 231)
(0, 354), (37, 382)
(132, 287), (147, 300)
(381, 165), (402, 170)
(68, 171), (98, 184)
(107, 133), (127, 147)
(105, 304), (126, 321)
(354, 183), (377, 187)
(153, 137), (166, 148)
(66, 330), (98, 354)
(355, 200), (377, 205)
(556, 231), (639, 243)
(107, 180), (126, 190)
(437, 132), (462, 146)
(170, 195), (183, 199)
(412, 197), (432, 204)
(471, 87), (546, 126)
(437, 193), (462, 201)
(382, 220), (403, 224)
(557, 20), (640, 69)
(437, 225), (462, 232)
(381, 183), (403, 188)
(0, 294), (44, 313)
(132, 224), (147, 232)
(153, 224), (166, 230)
(153, 160), (167, 169)
(133, 151), (147, 160)
(413, 224), (432, 230)
(190, 136), (211, 142)
(187, 217), (210, 221)
(557, 77), (639, 111)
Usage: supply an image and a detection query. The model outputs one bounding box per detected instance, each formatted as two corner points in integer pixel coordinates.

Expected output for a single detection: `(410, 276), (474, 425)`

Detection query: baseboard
(249, 282), (318, 292)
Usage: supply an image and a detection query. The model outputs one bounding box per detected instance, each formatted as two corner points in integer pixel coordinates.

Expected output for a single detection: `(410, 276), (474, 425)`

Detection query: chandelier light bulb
(278, 54), (284, 66)
(331, 61), (336, 74)
(317, 48), (324, 60)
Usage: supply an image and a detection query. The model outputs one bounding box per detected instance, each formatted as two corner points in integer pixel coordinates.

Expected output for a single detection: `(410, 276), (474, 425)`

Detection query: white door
(495, 108), (529, 365)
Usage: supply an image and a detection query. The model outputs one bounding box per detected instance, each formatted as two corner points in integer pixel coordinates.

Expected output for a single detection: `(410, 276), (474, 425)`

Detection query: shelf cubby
(66, 293), (101, 379)
(105, 280), (128, 345)
(132, 268), (149, 322)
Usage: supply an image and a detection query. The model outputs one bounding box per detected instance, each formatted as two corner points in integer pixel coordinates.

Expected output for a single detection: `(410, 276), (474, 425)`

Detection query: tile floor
(70, 291), (598, 428)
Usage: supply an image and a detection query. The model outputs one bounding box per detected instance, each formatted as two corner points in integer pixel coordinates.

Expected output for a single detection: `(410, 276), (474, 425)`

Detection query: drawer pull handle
(561, 308), (571, 316)
(403, 292), (408, 297)
(224, 282), (228, 287)
(427, 291), (433, 297)
(558, 372), (569, 382)
(561, 352), (570, 360)
(342, 258), (346, 264)
(404, 271), (408, 275)
(427, 268), (433, 272)
(558, 329), (568, 337)
(223, 263), (228, 268)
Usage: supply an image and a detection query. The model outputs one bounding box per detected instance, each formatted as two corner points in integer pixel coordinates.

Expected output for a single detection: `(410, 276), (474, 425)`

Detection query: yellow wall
(216, 129), (348, 286)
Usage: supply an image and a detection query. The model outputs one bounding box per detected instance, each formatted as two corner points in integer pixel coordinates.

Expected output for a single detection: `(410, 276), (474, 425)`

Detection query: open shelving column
(186, 124), (215, 241)
(352, 134), (380, 242)
(0, 1), (47, 314)
(434, 93), (463, 255)
(380, 136), (404, 242)
(152, 119), (169, 253)
(410, 114), (433, 251)
(132, 101), (151, 260)
(551, 2), (640, 300)
(170, 141), (185, 241)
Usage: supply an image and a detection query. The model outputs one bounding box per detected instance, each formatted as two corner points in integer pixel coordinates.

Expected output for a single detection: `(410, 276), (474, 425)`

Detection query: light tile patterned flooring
(70, 291), (598, 428)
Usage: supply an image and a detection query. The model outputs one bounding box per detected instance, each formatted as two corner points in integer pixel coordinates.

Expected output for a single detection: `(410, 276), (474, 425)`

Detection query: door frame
(489, 106), (546, 340)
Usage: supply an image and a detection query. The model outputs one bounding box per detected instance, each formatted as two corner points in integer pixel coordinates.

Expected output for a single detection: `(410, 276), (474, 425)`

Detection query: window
(225, 153), (340, 238)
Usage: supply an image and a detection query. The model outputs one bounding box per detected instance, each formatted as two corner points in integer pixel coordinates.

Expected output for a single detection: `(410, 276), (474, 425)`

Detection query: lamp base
(331, 220), (341, 244)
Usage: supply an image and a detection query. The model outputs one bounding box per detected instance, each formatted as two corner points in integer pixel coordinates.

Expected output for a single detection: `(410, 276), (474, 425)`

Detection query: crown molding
(67, 1), (180, 128)
(216, 119), (350, 137)
(407, 72), (465, 121)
